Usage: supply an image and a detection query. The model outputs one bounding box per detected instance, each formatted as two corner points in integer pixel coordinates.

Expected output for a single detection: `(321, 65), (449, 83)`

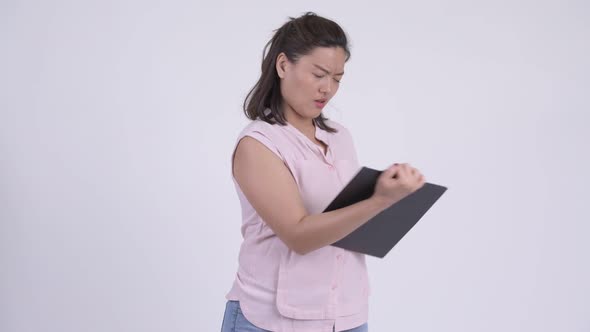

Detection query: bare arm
(232, 136), (391, 255)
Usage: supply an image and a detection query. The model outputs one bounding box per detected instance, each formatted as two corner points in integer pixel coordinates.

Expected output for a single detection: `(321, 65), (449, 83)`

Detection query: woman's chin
(308, 109), (323, 119)
(291, 106), (322, 121)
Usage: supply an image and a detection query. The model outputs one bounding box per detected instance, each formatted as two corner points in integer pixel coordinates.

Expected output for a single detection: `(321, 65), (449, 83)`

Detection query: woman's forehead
(300, 47), (346, 71)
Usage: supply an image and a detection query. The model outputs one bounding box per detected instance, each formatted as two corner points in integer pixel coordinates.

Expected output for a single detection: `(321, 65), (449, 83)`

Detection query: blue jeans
(221, 300), (368, 332)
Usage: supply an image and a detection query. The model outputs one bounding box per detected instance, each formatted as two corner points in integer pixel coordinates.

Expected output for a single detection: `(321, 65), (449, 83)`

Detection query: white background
(1, 0), (589, 331)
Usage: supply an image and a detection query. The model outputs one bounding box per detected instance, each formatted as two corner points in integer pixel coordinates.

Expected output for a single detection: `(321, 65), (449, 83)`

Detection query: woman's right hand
(371, 163), (426, 208)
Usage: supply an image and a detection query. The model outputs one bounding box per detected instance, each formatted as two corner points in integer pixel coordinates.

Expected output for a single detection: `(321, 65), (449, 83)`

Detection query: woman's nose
(319, 79), (332, 94)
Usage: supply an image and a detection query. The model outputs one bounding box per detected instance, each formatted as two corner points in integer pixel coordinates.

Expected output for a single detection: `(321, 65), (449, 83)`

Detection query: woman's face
(276, 46), (346, 121)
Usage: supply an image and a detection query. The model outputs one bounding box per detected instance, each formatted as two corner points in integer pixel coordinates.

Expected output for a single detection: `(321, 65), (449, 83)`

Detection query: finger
(419, 175), (426, 186)
(413, 169), (422, 180)
(403, 163), (412, 174)
(398, 163), (409, 179)
(382, 164), (399, 179)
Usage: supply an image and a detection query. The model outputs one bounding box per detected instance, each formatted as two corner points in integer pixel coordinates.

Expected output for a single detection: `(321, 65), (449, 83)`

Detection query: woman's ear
(276, 52), (288, 78)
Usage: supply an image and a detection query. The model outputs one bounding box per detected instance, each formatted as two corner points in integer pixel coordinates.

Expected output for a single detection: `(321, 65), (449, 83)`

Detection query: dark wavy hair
(243, 12), (351, 133)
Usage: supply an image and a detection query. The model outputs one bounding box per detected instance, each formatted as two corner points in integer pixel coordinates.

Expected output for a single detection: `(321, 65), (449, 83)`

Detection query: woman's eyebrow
(313, 64), (344, 76)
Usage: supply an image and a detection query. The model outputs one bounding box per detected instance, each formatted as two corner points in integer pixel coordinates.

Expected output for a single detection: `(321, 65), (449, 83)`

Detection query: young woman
(221, 12), (425, 332)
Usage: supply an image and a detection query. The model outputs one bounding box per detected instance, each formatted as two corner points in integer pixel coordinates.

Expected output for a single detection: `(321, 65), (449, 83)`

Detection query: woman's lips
(314, 100), (326, 108)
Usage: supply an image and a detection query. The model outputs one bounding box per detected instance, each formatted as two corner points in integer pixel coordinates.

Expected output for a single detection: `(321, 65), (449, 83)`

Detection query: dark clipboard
(323, 166), (448, 258)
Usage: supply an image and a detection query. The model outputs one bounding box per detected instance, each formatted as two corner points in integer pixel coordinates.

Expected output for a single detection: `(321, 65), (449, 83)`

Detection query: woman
(221, 12), (425, 332)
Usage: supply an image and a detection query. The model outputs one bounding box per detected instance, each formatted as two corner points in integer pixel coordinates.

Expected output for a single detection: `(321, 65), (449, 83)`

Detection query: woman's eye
(313, 73), (341, 83)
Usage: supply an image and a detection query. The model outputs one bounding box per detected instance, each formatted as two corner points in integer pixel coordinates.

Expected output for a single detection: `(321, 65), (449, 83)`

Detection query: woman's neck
(284, 107), (316, 139)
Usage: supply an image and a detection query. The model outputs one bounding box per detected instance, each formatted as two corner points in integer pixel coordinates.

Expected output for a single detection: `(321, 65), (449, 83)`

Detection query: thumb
(382, 164), (399, 179)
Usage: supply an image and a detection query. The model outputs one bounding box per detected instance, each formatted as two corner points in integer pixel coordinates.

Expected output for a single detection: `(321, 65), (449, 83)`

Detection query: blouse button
(327, 165), (334, 170)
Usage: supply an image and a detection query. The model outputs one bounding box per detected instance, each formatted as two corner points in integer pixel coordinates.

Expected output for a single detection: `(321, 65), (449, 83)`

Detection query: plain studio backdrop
(1, 0), (589, 331)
